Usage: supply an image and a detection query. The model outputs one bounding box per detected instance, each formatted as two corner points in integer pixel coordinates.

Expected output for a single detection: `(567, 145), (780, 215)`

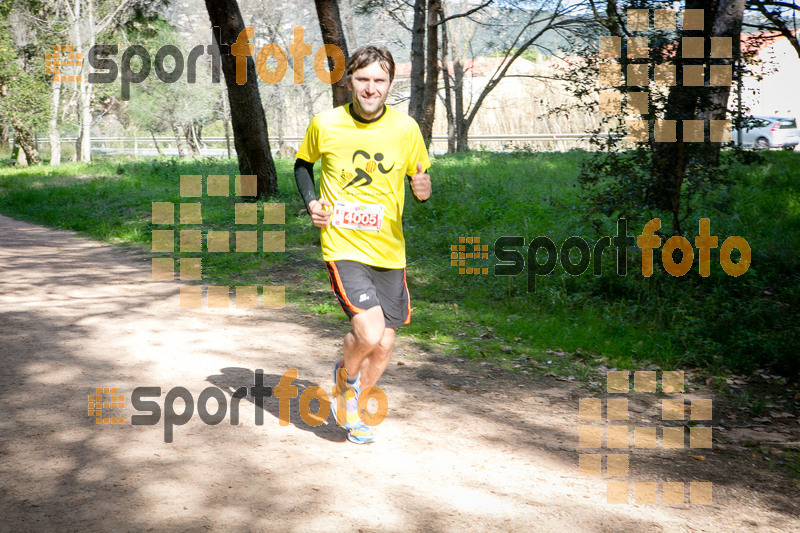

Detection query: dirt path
(0, 214), (798, 533)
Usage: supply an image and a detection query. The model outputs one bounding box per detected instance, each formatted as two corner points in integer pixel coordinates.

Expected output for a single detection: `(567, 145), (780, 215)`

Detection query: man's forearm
(294, 158), (317, 213)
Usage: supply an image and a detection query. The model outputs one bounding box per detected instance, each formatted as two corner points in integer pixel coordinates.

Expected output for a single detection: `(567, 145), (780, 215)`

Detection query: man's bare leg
(359, 327), (395, 388)
(342, 306), (385, 382)
(341, 306), (395, 387)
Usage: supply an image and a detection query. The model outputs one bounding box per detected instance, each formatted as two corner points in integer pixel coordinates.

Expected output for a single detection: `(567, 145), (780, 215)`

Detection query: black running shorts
(326, 260), (411, 328)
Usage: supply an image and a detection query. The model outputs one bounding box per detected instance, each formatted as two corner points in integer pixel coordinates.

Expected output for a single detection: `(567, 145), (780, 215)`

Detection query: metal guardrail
(36, 133), (606, 145)
(29, 134), (796, 156)
(30, 133), (612, 156)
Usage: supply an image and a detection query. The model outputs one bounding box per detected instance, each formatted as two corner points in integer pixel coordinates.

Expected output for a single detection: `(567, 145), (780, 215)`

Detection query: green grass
(1, 150), (798, 379)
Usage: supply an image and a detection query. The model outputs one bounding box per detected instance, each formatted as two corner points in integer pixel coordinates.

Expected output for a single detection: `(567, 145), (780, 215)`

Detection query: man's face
(346, 61), (393, 120)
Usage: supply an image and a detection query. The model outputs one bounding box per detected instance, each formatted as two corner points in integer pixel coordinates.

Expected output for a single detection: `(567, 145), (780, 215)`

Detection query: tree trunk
(78, 76), (93, 161)
(419, 0), (441, 144)
(220, 90), (232, 158)
(271, 85), (285, 149)
(14, 142), (27, 166)
(205, 0), (278, 197)
(12, 120), (41, 165)
(314, 0), (351, 108)
(150, 131), (162, 155)
(649, 0), (744, 234)
(48, 79), (62, 166)
(73, 122), (81, 162)
(191, 122), (203, 157)
(172, 122), (185, 158)
(650, 0), (709, 227)
(78, 0), (95, 162)
(70, 0), (83, 163)
(67, 0), (132, 162)
(698, 0), (746, 160)
(456, 119), (468, 152)
(440, 17), (455, 154)
(183, 124), (200, 155)
(408, 0), (426, 122)
(605, 0), (622, 37)
(302, 83), (315, 125)
(341, 0), (358, 49)
(453, 59), (468, 152)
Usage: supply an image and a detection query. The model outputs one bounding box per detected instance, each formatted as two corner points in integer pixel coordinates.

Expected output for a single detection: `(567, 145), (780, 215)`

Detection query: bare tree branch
(437, 1), (492, 25)
(466, 2), (578, 128)
(751, 0), (800, 58)
(747, 1), (800, 10)
(96, 0), (132, 35)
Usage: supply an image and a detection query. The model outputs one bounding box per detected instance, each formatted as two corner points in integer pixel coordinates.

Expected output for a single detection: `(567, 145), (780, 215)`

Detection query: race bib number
(331, 201), (384, 231)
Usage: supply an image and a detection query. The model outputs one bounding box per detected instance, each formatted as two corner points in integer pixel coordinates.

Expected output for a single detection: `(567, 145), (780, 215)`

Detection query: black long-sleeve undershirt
(294, 158), (317, 214)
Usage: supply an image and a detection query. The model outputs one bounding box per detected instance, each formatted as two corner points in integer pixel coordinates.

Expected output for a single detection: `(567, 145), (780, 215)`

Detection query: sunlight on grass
(1, 151), (798, 377)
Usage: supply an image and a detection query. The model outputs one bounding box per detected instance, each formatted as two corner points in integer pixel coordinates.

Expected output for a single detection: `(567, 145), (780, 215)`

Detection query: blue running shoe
(346, 421), (375, 444)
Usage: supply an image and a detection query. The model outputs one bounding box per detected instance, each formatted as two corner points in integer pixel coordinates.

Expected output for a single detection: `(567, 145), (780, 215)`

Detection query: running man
(294, 45), (431, 444)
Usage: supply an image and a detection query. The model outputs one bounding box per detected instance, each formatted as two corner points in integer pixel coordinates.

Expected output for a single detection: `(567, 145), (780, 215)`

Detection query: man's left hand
(409, 162), (431, 201)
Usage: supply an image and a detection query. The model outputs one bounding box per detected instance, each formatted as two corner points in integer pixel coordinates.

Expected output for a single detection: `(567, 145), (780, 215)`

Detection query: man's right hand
(308, 199), (333, 227)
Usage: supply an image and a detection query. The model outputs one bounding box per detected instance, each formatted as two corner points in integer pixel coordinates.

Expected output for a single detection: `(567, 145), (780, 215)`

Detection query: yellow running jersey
(296, 104), (431, 268)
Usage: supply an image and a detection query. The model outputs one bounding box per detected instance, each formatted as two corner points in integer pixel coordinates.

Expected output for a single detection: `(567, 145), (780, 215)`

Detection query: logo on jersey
(342, 150), (395, 189)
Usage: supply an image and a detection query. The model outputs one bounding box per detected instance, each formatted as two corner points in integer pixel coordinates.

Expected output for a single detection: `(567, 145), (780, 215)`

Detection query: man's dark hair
(346, 45), (395, 82)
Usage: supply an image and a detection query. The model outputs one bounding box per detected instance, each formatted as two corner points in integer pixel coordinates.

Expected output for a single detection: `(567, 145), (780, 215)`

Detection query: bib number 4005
(343, 210), (378, 226)
(332, 201), (384, 231)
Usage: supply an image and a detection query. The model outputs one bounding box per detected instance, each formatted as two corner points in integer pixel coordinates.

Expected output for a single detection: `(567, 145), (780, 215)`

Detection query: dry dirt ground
(0, 213), (798, 533)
